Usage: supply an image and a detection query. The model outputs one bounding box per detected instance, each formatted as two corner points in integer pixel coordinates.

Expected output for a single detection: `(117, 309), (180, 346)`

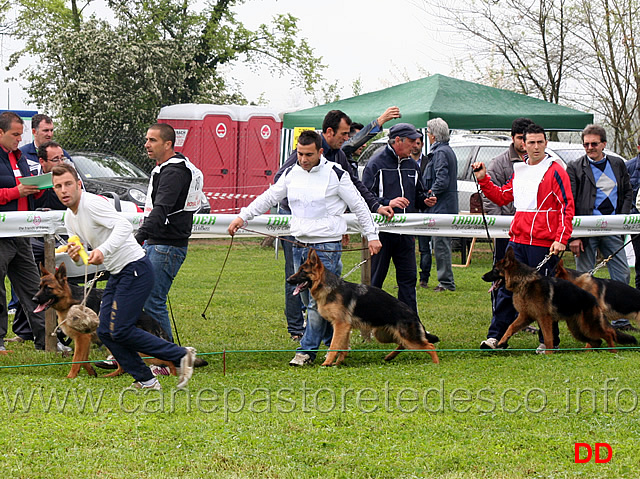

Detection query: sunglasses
(583, 141), (601, 148)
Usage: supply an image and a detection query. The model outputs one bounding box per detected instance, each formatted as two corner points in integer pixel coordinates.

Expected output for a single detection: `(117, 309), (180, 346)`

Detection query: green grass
(2, 238), (640, 478)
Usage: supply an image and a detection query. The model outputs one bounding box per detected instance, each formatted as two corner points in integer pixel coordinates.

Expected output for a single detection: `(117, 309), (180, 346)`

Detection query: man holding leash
(228, 130), (382, 367)
(472, 124), (575, 353)
(52, 163), (196, 389)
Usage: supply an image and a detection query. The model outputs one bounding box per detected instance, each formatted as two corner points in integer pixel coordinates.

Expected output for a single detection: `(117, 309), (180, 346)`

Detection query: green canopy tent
(282, 74), (593, 130)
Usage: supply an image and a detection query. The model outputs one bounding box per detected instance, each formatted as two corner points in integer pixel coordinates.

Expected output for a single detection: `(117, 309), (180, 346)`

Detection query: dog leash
(470, 165), (495, 257)
(201, 234), (235, 320)
(341, 258), (369, 279)
(588, 233), (639, 276)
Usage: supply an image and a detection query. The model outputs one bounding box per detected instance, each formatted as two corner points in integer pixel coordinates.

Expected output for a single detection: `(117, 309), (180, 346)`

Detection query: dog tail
(614, 329), (638, 345)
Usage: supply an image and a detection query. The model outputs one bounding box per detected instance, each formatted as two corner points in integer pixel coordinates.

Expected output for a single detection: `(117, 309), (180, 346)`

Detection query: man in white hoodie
(229, 130), (381, 366)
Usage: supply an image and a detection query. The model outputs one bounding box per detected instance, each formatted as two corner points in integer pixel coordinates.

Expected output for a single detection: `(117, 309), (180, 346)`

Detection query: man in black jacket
(135, 123), (195, 341)
(567, 124), (632, 284)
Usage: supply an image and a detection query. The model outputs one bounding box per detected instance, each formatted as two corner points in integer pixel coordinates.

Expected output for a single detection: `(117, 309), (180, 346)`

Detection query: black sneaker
(94, 355), (118, 369)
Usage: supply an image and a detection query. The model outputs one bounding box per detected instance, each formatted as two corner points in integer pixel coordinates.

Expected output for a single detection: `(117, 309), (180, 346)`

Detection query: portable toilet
(232, 105), (282, 209)
(157, 104), (282, 212)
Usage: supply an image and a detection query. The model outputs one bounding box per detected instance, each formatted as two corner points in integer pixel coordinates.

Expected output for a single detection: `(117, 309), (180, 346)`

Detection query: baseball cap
(389, 123), (421, 139)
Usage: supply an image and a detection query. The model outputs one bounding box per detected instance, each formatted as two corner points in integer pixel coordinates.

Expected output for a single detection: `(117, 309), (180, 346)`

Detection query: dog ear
(55, 262), (68, 284)
(39, 263), (50, 276)
(505, 247), (515, 261)
(308, 248), (320, 265)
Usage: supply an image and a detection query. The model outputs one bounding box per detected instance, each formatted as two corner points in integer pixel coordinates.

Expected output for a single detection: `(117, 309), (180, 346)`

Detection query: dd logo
(574, 443), (612, 463)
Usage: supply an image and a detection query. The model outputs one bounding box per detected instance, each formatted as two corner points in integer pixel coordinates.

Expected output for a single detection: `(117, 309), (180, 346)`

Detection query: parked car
(68, 151), (211, 213)
(357, 135), (626, 213)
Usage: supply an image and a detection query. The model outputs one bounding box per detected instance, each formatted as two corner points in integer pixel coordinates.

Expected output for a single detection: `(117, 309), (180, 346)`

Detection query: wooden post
(359, 236), (372, 341)
(360, 236), (371, 285)
(43, 234), (57, 352)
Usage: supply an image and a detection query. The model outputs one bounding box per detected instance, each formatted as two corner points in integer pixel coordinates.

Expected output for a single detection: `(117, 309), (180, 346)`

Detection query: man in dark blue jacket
(362, 123), (431, 313)
(424, 117), (458, 292)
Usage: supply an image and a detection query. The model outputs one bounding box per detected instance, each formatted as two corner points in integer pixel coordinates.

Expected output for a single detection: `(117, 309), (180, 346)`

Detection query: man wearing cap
(362, 123), (433, 313)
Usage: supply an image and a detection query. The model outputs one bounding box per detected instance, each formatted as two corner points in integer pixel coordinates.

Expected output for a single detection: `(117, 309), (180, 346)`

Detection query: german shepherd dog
(482, 248), (637, 352)
(33, 262), (176, 378)
(556, 260), (640, 325)
(287, 249), (440, 366)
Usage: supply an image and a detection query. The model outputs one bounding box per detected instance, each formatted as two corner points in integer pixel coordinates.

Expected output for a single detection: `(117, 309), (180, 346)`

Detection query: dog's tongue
(487, 281), (500, 293)
(34, 300), (51, 313)
(293, 284), (303, 296)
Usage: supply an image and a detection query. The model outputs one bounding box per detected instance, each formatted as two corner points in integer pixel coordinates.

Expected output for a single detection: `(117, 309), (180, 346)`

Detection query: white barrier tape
(2, 211), (640, 239)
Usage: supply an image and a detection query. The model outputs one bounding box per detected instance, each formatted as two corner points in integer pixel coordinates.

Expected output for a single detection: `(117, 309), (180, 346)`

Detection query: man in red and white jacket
(472, 124), (575, 352)
(0, 111), (46, 351)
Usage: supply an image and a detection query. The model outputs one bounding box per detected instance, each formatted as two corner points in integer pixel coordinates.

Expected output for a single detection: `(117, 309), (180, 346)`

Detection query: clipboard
(19, 172), (53, 189)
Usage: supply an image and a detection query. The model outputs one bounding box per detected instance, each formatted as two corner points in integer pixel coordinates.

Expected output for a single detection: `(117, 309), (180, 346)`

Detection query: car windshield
(70, 153), (148, 179)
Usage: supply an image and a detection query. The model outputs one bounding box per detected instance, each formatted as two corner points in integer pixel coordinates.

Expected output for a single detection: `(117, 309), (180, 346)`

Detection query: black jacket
(362, 144), (428, 214)
(135, 154), (193, 247)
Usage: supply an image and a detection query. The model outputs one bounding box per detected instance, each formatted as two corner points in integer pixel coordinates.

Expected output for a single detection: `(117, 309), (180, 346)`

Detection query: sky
(0, 0), (463, 113)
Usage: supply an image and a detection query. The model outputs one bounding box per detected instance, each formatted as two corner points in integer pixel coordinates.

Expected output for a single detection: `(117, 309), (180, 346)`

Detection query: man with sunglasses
(566, 124), (632, 284)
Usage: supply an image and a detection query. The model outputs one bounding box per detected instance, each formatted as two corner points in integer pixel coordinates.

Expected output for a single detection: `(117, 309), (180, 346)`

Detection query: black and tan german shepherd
(556, 260), (640, 326)
(482, 248), (637, 353)
(33, 262), (177, 378)
(287, 249), (440, 366)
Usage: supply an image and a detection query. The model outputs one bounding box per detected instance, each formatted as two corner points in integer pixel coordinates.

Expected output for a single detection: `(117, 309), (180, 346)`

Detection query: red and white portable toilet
(157, 104), (282, 212)
(233, 106), (282, 209)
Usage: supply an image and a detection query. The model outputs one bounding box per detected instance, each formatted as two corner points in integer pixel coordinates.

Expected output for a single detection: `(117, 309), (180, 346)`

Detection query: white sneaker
(176, 347), (196, 389)
(536, 343), (560, 354)
(57, 341), (73, 353)
(130, 378), (162, 390)
(289, 352), (313, 366)
(480, 338), (500, 350)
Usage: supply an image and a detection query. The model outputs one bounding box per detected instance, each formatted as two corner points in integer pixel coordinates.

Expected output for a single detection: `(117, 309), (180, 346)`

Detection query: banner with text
(1, 211), (639, 239)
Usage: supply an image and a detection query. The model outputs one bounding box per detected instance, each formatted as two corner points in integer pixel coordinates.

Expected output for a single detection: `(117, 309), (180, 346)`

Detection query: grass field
(2, 237), (640, 478)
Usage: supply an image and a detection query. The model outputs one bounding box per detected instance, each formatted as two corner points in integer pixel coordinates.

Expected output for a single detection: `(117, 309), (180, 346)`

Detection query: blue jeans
(97, 256), (186, 382)
(433, 235), (455, 290)
(575, 235), (630, 285)
(293, 242), (342, 361)
(142, 243), (188, 341)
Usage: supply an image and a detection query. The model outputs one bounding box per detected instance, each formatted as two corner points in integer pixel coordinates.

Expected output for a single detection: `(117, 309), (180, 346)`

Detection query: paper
(19, 172), (53, 189)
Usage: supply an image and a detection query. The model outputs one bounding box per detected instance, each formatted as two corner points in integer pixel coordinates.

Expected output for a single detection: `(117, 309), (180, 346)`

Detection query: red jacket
(479, 157), (574, 248)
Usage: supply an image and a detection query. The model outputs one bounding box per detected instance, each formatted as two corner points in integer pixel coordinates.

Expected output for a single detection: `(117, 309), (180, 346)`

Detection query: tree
(572, 0), (640, 155)
(424, 0), (640, 156)
(424, 0), (580, 104)
(9, 0), (324, 165)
